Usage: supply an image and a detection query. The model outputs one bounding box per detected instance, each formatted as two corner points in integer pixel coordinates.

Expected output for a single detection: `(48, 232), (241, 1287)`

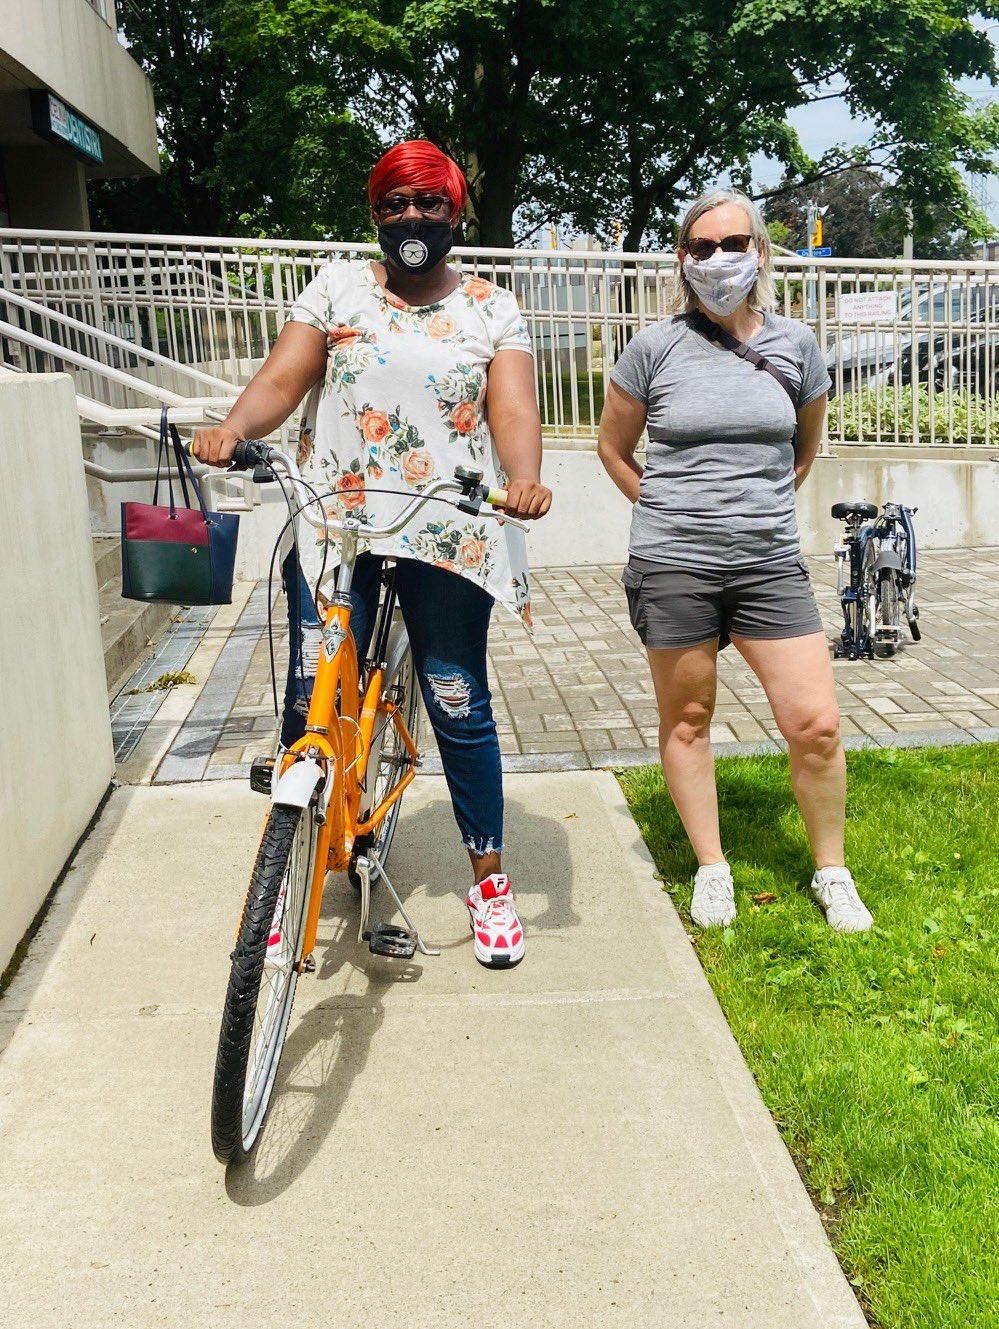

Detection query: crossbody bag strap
(687, 310), (799, 407)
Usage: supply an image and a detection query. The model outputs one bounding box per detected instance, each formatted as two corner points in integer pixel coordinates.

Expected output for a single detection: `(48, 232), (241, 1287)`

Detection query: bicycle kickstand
(356, 852), (441, 959)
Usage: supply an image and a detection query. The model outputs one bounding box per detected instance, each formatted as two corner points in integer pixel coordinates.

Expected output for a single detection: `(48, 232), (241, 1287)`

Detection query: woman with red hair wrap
(193, 140), (550, 970)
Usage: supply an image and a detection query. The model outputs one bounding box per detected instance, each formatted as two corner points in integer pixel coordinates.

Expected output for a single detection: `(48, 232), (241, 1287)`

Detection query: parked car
(826, 281), (999, 396)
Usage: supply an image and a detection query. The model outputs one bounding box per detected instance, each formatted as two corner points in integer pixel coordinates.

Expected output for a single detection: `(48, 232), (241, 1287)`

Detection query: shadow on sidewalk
(225, 790), (573, 1203)
(627, 757), (816, 890)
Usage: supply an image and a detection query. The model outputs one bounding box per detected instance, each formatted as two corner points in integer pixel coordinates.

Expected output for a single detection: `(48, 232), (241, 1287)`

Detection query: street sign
(795, 247), (833, 257)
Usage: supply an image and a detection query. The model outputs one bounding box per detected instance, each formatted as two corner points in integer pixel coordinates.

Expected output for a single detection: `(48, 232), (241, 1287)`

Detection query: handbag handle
(168, 422), (210, 521)
(152, 406), (177, 515)
(152, 407), (210, 522)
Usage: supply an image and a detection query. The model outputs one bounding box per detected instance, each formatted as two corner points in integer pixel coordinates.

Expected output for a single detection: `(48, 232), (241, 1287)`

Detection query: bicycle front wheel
(212, 803), (316, 1165)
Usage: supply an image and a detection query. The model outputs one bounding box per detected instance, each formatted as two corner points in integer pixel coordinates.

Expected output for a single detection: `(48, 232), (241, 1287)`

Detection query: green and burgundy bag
(120, 409), (239, 605)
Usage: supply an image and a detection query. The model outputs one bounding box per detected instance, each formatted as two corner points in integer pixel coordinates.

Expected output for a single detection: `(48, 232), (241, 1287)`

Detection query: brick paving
(179, 547), (999, 781)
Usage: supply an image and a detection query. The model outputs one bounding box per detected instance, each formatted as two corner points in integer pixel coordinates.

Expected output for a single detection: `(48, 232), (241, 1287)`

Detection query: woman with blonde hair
(598, 188), (872, 933)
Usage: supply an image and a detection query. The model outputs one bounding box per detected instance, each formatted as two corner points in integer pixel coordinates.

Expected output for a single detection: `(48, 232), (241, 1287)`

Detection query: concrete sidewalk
(0, 772), (866, 1329)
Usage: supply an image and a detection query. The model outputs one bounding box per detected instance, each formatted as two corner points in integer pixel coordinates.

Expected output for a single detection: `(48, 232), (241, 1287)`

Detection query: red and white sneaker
(466, 874), (525, 969)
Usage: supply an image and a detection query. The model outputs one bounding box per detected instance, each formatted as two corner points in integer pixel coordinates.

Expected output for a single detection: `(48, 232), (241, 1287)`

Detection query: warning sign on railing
(839, 290), (898, 322)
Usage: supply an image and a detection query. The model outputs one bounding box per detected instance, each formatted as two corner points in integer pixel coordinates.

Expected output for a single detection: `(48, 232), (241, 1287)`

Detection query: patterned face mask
(378, 220), (454, 273)
(682, 249), (759, 316)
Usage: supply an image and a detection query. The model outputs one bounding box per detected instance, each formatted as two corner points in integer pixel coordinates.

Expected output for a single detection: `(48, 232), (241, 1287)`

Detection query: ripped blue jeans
(282, 552), (503, 856)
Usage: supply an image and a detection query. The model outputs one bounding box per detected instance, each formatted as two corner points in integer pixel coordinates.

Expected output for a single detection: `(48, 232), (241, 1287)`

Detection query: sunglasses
(684, 233), (754, 261)
(374, 192), (453, 220)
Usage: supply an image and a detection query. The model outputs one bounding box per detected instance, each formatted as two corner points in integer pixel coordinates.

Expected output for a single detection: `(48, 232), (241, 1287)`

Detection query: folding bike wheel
(211, 803), (317, 1164)
(876, 571), (901, 658)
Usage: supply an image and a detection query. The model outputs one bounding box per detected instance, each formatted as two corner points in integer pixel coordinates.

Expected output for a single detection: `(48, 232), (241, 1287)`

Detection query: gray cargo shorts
(622, 555), (824, 651)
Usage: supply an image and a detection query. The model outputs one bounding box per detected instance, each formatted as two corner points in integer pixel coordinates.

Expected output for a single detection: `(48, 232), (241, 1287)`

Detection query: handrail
(5, 226), (999, 269)
(0, 318), (238, 409)
(0, 286), (240, 394)
(84, 459), (210, 482)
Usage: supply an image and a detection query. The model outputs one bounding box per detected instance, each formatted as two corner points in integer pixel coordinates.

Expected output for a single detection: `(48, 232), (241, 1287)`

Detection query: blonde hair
(673, 188), (775, 314)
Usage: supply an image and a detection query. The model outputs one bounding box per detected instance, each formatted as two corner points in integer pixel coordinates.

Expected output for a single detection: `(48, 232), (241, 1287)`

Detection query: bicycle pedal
(363, 923), (418, 959)
(249, 755), (275, 795)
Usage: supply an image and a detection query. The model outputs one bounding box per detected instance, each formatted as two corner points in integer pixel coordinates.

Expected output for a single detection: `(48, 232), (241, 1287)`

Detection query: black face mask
(377, 220), (453, 274)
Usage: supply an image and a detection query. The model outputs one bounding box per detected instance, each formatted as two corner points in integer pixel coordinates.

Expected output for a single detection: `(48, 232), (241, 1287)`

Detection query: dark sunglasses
(374, 192), (452, 219)
(684, 233), (754, 261)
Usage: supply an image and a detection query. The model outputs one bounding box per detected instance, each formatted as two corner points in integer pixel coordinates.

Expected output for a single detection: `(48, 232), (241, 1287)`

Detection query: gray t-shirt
(609, 312), (831, 568)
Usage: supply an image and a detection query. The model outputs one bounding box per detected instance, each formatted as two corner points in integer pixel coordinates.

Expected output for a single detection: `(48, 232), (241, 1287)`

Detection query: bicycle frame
(206, 443), (524, 970)
(834, 502), (919, 660)
(281, 530), (420, 970)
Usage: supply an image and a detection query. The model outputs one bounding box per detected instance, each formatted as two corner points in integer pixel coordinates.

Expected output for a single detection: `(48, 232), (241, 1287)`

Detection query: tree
(521, 0), (999, 252)
(762, 168), (897, 259)
(90, 0), (376, 238)
(761, 167), (979, 259)
(98, 0), (999, 250)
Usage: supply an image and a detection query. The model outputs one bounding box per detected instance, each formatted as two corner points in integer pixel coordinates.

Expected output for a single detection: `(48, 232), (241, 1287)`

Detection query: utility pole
(804, 201), (828, 320)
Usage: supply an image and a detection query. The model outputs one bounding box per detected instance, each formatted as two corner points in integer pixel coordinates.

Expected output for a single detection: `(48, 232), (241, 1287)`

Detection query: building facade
(0, 0), (158, 229)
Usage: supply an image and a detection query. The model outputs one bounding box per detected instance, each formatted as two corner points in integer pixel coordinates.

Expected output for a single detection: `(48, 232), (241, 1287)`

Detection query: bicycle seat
(831, 501), (878, 520)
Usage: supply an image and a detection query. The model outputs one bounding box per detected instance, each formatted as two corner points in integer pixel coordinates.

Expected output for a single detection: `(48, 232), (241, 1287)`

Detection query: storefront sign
(29, 91), (104, 165)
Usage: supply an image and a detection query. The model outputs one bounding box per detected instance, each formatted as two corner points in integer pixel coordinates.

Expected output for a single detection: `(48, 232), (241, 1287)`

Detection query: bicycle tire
(212, 803), (315, 1165)
(349, 644), (419, 888)
(876, 573), (901, 658)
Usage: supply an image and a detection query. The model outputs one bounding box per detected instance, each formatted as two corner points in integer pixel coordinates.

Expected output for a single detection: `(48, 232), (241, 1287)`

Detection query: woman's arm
(486, 349), (551, 519)
(191, 322), (328, 465)
(597, 380), (647, 503)
(793, 393), (828, 490)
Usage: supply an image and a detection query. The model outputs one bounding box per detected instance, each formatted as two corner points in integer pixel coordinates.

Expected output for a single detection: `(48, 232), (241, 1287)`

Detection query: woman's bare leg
(646, 639), (724, 865)
(731, 632), (845, 867)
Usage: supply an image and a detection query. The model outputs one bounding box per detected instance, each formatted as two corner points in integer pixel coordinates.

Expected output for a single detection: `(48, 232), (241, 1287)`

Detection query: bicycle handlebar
(188, 439), (524, 537)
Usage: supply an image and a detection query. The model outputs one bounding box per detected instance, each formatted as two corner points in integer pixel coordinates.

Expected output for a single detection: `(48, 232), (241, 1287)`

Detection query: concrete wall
(224, 446), (999, 583)
(529, 448), (999, 567)
(2, 144), (89, 229)
(0, 372), (114, 975)
(0, 0), (158, 176)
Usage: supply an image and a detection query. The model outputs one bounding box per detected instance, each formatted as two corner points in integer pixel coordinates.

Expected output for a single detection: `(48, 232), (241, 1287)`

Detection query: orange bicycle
(199, 440), (520, 1165)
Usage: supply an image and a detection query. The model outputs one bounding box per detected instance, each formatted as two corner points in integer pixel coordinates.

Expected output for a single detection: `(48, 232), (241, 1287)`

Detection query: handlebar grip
(231, 439), (271, 471)
(484, 486), (509, 508)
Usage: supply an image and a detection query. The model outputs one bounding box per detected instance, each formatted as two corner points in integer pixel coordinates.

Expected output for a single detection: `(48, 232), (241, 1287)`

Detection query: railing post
(817, 263), (831, 455)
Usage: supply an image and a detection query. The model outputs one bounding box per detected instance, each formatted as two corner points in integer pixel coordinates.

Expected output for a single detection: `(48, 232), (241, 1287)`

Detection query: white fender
(273, 756), (326, 810)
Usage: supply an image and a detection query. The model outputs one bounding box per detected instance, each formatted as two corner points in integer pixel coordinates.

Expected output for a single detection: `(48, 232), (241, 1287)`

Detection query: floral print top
(287, 260), (534, 624)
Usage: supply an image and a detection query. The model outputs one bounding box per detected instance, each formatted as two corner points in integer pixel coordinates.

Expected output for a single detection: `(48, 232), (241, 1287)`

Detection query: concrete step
(94, 538), (174, 697)
(92, 535), (120, 589)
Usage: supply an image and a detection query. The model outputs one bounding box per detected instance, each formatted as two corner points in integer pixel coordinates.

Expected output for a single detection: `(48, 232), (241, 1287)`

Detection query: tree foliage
(762, 167), (981, 260)
(95, 0), (999, 252)
(91, 0), (376, 238)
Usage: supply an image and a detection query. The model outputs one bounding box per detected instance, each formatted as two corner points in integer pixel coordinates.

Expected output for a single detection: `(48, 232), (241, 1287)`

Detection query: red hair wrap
(368, 140), (468, 221)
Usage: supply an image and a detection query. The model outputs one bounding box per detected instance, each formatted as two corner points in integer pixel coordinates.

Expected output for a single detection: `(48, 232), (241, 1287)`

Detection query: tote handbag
(120, 409), (239, 605)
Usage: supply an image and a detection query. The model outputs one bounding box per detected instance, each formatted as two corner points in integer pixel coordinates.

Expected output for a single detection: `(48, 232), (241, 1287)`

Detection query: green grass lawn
(620, 746), (999, 1329)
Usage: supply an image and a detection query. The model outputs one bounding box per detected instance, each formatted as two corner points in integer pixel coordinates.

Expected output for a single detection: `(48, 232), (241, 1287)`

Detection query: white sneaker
(690, 862), (736, 928)
(810, 867), (873, 933)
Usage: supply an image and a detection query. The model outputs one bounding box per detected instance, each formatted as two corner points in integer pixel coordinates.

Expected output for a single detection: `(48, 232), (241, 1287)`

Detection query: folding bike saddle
(831, 501), (878, 520)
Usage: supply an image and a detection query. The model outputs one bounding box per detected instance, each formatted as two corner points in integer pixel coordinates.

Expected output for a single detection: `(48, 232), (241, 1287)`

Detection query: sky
(750, 20), (999, 231)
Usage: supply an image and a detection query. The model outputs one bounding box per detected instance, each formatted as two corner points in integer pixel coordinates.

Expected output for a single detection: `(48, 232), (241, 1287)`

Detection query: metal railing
(3, 226), (999, 448)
